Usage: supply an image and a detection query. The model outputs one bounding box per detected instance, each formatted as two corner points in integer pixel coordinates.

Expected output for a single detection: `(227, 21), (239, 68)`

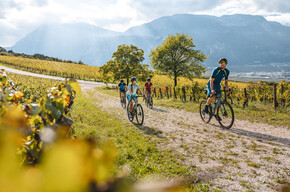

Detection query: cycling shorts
(146, 89), (152, 94)
(207, 84), (221, 97)
(127, 94), (137, 101)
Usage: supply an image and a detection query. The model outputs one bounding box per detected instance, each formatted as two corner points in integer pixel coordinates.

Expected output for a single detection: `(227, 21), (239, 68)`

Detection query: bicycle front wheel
(136, 104), (144, 125)
(217, 101), (234, 129)
(127, 103), (134, 122)
(199, 99), (212, 123)
(145, 96), (149, 107)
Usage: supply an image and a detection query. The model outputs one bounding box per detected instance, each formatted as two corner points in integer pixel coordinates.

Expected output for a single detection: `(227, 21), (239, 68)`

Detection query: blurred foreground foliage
(0, 72), (185, 192)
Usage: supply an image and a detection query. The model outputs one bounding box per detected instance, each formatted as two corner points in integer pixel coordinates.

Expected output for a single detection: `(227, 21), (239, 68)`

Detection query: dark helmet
(219, 58), (228, 64)
(120, 79), (124, 83)
(130, 77), (137, 82)
(147, 78), (151, 81)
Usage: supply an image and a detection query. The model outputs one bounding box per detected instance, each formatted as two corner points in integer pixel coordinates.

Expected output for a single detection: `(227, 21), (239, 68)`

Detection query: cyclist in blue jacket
(204, 58), (231, 113)
(118, 79), (127, 102)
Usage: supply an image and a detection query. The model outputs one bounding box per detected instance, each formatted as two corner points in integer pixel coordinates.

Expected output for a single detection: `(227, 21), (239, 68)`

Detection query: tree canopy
(100, 44), (151, 84)
(149, 33), (207, 86)
(0, 47), (6, 52)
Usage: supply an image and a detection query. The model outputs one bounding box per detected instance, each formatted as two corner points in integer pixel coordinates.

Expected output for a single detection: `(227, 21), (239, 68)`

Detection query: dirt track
(2, 65), (289, 192)
(82, 84), (290, 192)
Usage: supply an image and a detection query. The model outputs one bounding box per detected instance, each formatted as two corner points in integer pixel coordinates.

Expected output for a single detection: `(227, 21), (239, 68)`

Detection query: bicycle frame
(121, 92), (126, 100)
(129, 96), (141, 113)
(200, 88), (234, 129)
(210, 91), (228, 117)
(147, 92), (151, 102)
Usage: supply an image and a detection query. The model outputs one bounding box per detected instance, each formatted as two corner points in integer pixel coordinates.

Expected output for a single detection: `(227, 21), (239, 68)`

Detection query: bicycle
(145, 92), (153, 109)
(120, 92), (126, 109)
(127, 95), (144, 125)
(199, 89), (234, 129)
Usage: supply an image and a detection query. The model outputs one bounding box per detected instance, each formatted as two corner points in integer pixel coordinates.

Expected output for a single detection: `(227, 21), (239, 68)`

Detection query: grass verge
(96, 87), (289, 127)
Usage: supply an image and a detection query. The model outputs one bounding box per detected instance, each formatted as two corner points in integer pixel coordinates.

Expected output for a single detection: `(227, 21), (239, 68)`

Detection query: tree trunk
(127, 79), (129, 85)
(273, 84), (278, 110)
(174, 74), (177, 87)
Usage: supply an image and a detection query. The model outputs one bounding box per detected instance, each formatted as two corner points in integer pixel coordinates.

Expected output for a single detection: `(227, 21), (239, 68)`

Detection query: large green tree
(149, 33), (207, 87)
(100, 44), (151, 85)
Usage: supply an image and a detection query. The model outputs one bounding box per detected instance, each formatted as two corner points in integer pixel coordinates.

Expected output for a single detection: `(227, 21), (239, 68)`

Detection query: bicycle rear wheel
(127, 103), (134, 122)
(217, 101), (234, 129)
(149, 96), (153, 109)
(136, 104), (144, 125)
(199, 99), (212, 123)
(121, 96), (126, 109)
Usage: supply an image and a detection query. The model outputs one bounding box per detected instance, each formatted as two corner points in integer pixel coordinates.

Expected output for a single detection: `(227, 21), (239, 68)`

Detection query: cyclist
(144, 78), (153, 103)
(127, 77), (144, 114)
(118, 79), (127, 102)
(204, 58), (231, 113)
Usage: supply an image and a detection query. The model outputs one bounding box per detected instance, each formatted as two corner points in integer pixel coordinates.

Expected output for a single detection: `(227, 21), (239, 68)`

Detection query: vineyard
(0, 71), (81, 161)
(0, 72), (123, 191)
(140, 78), (289, 110)
(0, 55), (102, 81)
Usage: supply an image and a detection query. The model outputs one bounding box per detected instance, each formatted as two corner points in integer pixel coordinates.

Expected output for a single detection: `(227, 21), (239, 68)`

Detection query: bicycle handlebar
(215, 89), (232, 93)
(130, 95), (144, 98)
(209, 89), (232, 100)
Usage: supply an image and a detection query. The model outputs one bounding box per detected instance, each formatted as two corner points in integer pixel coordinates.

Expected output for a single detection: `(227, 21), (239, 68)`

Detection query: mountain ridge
(11, 14), (290, 72)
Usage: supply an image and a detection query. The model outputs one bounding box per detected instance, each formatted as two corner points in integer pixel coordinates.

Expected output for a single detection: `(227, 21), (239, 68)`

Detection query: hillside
(10, 14), (290, 72)
(0, 55), (101, 81)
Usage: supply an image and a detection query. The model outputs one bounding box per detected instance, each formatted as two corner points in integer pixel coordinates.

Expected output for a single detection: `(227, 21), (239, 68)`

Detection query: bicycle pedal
(215, 116), (222, 121)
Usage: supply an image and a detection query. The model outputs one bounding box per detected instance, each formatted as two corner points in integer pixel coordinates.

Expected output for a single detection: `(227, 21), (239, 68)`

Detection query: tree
(149, 33), (207, 87)
(0, 47), (6, 52)
(100, 44), (151, 85)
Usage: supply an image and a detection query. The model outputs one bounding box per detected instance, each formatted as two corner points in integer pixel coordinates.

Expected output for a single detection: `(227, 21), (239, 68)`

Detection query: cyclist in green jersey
(127, 77), (144, 113)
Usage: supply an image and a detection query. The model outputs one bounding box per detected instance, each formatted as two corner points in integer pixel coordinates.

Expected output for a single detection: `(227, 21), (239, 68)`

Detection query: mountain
(11, 14), (290, 72)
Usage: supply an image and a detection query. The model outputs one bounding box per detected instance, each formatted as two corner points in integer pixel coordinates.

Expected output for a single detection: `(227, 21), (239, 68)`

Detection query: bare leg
(206, 95), (215, 105)
(130, 100), (133, 112)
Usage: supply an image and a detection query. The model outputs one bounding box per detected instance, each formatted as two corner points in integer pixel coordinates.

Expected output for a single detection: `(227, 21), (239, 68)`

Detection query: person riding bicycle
(127, 77), (144, 114)
(118, 79), (127, 102)
(144, 78), (153, 103)
(204, 58), (231, 113)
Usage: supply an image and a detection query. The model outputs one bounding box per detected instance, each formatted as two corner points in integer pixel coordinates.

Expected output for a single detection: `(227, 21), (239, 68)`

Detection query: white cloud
(265, 13), (290, 26)
(0, 0), (289, 47)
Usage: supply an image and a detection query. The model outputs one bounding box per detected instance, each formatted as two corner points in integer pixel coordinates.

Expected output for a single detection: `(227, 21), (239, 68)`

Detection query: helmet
(120, 79), (124, 83)
(219, 58), (228, 64)
(147, 78), (151, 81)
(130, 77), (137, 82)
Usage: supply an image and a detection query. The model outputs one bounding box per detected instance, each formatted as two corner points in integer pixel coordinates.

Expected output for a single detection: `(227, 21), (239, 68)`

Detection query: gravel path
(0, 65), (115, 86)
(82, 85), (290, 192)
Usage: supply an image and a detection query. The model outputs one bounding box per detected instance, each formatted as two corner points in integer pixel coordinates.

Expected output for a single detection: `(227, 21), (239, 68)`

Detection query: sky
(0, 0), (290, 47)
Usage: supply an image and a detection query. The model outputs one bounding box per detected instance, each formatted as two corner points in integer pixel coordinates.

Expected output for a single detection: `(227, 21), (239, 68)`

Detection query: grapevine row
(0, 55), (102, 82)
(138, 80), (289, 108)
